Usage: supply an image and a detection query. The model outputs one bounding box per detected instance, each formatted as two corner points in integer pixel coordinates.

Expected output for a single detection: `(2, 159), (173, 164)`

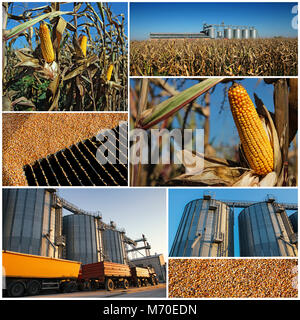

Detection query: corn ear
(39, 23), (54, 63)
(228, 83), (274, 175)
(106, 64), (114, 81)
(78, 35), (87, 57)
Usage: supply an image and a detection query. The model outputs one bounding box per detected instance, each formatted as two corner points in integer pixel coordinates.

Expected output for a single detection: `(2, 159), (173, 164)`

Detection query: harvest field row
(130, 38), (298, 76)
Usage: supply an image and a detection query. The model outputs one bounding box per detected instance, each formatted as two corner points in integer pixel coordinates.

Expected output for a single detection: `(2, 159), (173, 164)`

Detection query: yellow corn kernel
(228, 83), (273, 175)
(106, 64), (114, 81)
(39, 23), (54, 63)
(78, 35), (87, 57)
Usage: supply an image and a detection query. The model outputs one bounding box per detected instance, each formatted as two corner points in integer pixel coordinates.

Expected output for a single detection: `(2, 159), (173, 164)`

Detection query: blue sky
(6, 2), (128, 48)
(57, 188), (167, 259)
(130, 2), (298, 40)
(131, 78), (276, 149)
(168, 188), (298, 257)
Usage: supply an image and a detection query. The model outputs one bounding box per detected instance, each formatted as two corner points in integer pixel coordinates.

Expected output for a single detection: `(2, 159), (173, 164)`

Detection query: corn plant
(130, 78), (298, 187)
(3, 2), (128, 111)
(130, 38), (297, 76)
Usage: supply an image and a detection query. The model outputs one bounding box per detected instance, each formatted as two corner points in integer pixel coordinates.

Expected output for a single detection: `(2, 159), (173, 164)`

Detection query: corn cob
(39, 23), (54, 63)
(228, 83), (273, 175)
(78, 35), (87, 57)
(106, 64), (114, 81)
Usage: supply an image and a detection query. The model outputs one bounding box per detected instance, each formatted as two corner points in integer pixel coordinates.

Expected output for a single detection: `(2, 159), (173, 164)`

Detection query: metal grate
(23, 122), (128, 186)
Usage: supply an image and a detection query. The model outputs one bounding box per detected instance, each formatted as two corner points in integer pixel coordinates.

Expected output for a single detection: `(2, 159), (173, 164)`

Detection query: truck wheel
(63, 282), (72, 293)
(150, 277), (155, 286)
(60, 282), (70, 293)
(78, 281), (85, 291)
(59, 282), (65, 293)
(136, 279), (141, 288)
(26, 280), (41, 296)
(62, 281), (76, 293)
(91, 280), (99, 291)
(123, 279), (129, 289)
(69, 281), (77, 292)
(85, 281), (91, 291)
(8, 281), (25, 297)
(105, 278), (114, 291)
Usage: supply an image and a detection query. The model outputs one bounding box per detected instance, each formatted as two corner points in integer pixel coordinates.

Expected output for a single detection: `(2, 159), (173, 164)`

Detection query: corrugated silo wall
(238, 202), (297, 257)
(250, 28), (258, 39)
(2, 188), (61, 258)
(242, 29), (249, 39)
(224, 28), (233, 39)
(289, 212), (298, 233)
(170, 198), (234, 257)
(63, 214), (102, 264)
(101, 229), (127, 264)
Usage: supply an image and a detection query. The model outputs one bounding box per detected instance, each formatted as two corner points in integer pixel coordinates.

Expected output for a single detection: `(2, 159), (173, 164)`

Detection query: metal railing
(223, 200), (297, 210)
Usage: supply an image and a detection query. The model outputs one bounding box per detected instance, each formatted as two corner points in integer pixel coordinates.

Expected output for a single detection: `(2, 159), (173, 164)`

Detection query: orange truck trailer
(2, 250), (81, 297)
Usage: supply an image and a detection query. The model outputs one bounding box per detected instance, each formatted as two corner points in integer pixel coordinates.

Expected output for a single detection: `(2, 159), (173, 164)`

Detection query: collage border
(0, 0), (299, 307)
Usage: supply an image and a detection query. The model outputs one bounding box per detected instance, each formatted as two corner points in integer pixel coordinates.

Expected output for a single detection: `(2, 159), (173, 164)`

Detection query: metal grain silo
(239, 202), (297, 257)
(170, 195), (234, 257)
(2, 188), (63, 258)
(217, 31), (223, 38)
(289, 212), (298, 233)
(63, 214), (103, 264)
(250, 28), (258, 39)
(224, 27), (233, 39)
(242, 28), (249, 39)
(101, 228), (127, 264)
(233, 28), (241, 39)
(208, 27), (215, 39)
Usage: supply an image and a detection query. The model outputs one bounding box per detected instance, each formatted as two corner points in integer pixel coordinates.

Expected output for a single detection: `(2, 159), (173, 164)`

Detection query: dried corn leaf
(107, 80), (123, 90)
(172, 149), (279, 186)
(232, 171), (259, 186)
(254, 93), (282, 175)
(2, 95), (13, 111)
(258, 171), (277, 186)
(53, 17), (67, 49)
(15, 49), (40, 68)
(63, 55), (98, 80)
(167, 166), (245, 186)
(176, 150), (239, 171)
(4, 11), (72, 41)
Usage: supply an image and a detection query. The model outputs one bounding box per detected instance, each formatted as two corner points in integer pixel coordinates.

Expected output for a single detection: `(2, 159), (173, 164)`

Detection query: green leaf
(97, 2), (106, 23)
(4, 11), (73, 41)
(138, 78), (224, 129)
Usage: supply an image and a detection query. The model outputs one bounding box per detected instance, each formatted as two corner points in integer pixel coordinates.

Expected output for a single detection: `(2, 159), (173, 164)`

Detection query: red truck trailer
(79, 261), (131, 291)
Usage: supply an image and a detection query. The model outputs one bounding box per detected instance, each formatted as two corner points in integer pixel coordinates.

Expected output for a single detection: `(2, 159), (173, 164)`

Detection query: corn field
(3, 2), (128, 111)
(130, 38), (297, 76)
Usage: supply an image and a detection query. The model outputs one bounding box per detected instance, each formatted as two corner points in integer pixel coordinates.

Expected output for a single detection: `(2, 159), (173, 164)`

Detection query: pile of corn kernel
(168, 259), (298, 298)
(2, 113), (127, 186)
